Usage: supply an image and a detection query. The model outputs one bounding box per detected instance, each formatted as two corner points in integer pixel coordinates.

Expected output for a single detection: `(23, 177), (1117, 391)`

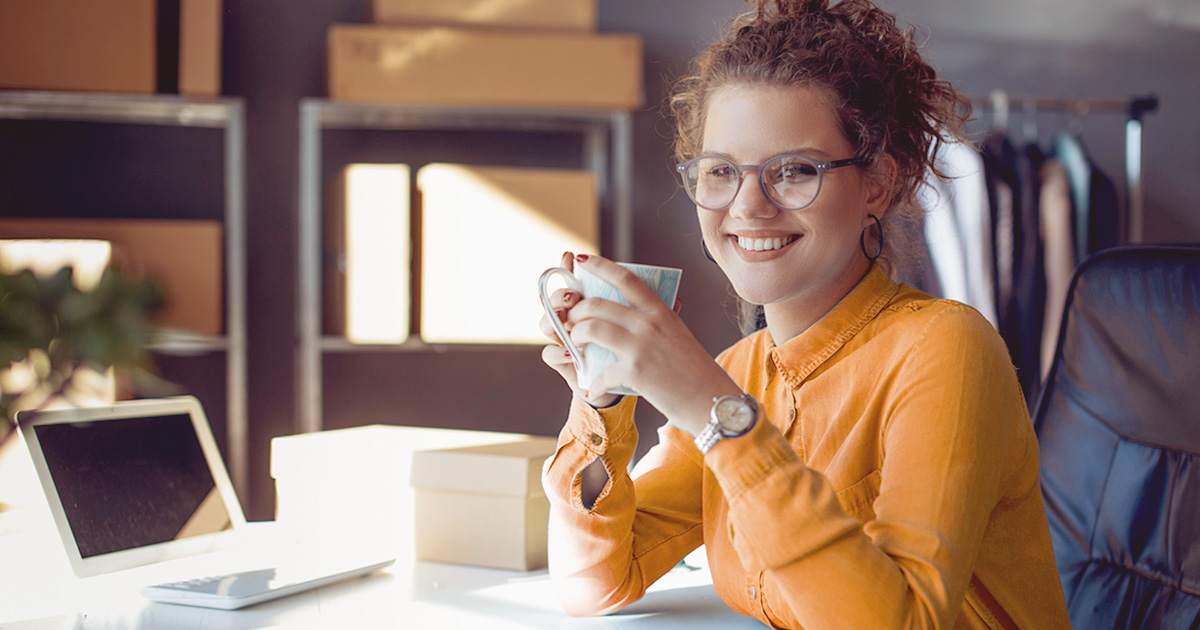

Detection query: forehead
(701, 83), (849, 159)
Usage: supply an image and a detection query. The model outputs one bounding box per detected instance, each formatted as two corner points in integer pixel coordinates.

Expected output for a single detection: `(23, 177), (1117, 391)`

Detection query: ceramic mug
(538, 262), (682, 396)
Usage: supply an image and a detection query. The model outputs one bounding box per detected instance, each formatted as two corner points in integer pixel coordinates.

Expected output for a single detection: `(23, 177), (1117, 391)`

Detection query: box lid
(410, 438), (558, 498)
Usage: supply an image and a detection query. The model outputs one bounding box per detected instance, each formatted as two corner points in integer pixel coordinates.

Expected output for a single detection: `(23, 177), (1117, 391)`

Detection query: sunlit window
(416, 164), (598, 345)
(340, 164), (412, 344)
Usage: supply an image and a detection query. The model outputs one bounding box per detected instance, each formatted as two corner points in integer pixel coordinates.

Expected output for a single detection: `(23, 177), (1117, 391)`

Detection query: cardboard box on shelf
(178, 0), (223, 97)
(411, 438), (558, 571)
(371, 0), (596, 32)
(0, 218), (223, 336)
(0, 0), (157, 93)
(270, 425), (549, 558)
(327, 25), (643, 110)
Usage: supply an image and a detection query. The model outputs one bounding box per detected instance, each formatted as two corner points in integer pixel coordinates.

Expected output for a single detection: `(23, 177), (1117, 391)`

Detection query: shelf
(146, 331), (230, 355)
(0, 90), (248, 499)
(312, 100), (627, 132)
(0, 90), (241, 128)
(318, 336), (543, 354)
(296, 98), (634, 435)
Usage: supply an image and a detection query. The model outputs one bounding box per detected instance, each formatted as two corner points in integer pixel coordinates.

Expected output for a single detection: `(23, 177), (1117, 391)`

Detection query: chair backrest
(1033, 245), (1200, 629)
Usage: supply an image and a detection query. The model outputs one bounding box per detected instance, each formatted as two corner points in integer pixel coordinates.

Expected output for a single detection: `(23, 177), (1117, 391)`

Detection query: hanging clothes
(919, 140), (997, 327)
(1013, 142), (1046, 407)
(1039, 158), (1075, 378)
(1053, 132), (1121, 264)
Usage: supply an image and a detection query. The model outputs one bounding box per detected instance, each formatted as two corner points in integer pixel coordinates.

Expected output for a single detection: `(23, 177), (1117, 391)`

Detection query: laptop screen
(31, 409), (234, 559)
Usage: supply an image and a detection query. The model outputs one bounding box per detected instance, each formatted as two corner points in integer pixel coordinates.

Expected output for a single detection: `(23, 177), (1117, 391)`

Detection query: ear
(862, 153), (898, 220)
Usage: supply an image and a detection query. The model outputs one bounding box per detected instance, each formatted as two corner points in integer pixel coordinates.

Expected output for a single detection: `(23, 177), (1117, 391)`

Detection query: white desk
(0, 435), (767, 629)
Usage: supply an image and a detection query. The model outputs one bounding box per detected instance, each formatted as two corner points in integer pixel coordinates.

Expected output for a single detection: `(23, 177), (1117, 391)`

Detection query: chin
(727, 277), (792, 307)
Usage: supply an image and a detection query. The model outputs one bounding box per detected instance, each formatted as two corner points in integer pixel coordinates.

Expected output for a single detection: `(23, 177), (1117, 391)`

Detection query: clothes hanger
(1068, 100), (1089, 136)
(1022, 97), (1040, 147)
(989, 88), (1010, 134)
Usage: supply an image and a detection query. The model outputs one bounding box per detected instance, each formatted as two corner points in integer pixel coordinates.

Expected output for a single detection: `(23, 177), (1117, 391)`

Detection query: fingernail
(562, 291), (575, 302)
(563, 349), (572, 357)
(575, 254), (590, 263)
(556, 309), (567, 322)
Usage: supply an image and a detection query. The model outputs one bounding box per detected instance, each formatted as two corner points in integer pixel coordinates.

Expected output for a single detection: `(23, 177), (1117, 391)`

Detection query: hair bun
(759, 0), (829, 20)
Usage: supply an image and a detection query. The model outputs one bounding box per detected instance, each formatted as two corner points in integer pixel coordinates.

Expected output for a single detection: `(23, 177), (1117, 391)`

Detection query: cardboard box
(327, 25), (643, 109)
(371, 0), (596, 32)
(270, 425), (548, 557)
(179, 0), (223, 97)
(417, 163), (597, 344)
(411, 438), (558, 570)
(0, 0), (157, 93)
(0, 218), (223, 335)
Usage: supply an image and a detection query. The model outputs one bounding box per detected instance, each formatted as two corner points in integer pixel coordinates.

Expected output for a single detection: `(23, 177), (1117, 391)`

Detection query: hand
(560, 254), (742, 435)
(539, 252), (622, 408)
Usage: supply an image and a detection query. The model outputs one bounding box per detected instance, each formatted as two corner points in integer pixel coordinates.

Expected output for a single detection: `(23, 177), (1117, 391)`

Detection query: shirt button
(589, 433), (603, 446)
(749, 585), (757, 600)
(787, 408), (796, 421)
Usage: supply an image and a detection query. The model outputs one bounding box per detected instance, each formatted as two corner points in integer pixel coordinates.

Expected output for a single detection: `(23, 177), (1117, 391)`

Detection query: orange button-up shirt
(542, 265), (1070, 629)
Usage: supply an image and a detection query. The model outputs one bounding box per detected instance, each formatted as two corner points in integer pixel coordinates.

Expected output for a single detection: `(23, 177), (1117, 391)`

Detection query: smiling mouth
(736, 235), (800, 252)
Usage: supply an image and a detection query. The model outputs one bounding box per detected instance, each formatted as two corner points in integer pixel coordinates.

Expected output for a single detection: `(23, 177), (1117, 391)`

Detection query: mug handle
(539, 267), (586, 375)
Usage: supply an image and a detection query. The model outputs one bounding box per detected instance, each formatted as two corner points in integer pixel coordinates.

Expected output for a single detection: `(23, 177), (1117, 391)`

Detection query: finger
(569, 317), (635, 357)
(573, 254), (667, 312)
(560, 251), (575, 273)
(541, 344), (580, 386)
(548, 287), (581, 311)
(539, 288), (582, 342)
(673, 298), (682, 314)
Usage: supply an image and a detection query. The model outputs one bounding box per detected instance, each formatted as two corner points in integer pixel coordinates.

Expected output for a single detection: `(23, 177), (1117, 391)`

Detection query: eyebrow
(697, 147), (835, 162)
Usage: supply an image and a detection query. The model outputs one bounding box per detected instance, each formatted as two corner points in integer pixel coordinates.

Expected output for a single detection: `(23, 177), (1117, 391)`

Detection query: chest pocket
(835, 469), (881, 523)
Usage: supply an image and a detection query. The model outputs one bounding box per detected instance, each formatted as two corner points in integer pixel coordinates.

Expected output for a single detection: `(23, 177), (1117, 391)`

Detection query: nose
(727, 167), (780, 221)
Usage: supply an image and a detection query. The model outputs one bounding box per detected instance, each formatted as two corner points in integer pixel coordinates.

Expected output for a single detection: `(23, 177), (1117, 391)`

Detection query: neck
(762, 258), (873, 344)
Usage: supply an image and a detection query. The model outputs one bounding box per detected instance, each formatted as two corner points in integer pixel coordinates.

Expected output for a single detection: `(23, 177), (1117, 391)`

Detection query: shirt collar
(766, 264), (898, 388)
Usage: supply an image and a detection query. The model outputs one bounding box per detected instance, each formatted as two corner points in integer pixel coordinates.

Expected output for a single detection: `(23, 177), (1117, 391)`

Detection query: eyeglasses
(676, 154), (868, 211)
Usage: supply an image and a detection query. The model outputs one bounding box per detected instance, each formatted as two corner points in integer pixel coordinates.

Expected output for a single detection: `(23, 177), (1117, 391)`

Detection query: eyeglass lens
(684, 156), (822, 210)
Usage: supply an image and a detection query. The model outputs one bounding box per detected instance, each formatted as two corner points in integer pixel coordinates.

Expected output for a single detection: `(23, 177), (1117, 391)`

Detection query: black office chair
(1033, 245), (1200, 628)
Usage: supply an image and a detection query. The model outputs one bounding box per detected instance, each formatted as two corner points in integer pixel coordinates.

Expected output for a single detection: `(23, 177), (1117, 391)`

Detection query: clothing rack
(967, 93), (1158, 243)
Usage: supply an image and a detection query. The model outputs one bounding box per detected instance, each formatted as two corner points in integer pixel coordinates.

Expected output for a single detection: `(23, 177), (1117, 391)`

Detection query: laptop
(15, 395), (395, 609)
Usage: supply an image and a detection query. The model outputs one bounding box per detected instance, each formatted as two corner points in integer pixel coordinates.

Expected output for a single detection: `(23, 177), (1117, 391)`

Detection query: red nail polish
(556, 309), (567, 322)
(575, 254), (590, 263)
(562, 291), (575, 302)
(563, 349), (571, 357)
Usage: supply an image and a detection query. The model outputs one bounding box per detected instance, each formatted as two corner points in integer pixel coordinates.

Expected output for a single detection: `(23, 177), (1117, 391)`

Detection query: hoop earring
(701, 237), (717, 263)
(860, 214), (883, 263)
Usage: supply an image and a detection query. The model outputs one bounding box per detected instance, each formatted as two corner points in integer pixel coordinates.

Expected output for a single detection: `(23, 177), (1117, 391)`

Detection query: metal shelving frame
(296, 98), (634, 435)
(0, 90), (249, 496)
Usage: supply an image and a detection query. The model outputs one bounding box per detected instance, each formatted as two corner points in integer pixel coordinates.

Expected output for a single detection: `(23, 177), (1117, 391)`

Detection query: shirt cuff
(567, 394), (637, 458)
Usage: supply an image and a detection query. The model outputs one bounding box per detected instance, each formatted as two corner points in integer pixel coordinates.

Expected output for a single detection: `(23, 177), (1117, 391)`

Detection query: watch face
(716, 397), (754, 433)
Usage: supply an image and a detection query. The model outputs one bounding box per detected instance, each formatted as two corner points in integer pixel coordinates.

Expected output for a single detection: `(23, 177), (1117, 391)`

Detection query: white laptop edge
(15, 395), (248, 577)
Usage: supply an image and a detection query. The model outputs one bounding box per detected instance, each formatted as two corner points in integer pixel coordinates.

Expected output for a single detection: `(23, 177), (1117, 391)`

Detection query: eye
(778, 160), (818, 181)
(696, 160), (736, 182)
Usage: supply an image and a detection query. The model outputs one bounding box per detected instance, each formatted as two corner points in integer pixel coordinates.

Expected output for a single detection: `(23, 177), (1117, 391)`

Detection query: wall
(3, 1), (1196, 519)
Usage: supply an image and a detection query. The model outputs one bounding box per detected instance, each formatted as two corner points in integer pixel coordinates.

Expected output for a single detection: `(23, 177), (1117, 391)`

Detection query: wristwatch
(694, 393), (758, 454)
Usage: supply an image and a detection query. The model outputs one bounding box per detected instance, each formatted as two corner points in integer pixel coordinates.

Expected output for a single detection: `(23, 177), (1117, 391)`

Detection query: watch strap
(694, 422), (723, 454)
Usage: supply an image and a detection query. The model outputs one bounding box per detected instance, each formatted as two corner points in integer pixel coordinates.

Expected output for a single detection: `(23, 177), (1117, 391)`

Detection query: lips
(736, 234), (799, 252)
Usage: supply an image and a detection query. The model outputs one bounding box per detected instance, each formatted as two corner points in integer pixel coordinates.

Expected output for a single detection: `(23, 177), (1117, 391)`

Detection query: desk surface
(0, 434), (768, 630)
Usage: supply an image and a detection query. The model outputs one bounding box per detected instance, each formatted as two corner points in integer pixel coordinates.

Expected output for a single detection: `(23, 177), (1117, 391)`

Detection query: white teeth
(737, 236), (795, 251)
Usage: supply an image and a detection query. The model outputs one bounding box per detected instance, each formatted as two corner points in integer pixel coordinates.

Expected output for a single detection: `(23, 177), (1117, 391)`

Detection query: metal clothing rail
(967, 92), (1159, 243)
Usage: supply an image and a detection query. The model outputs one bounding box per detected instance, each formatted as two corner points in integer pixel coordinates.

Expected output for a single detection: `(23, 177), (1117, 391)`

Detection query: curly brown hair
(670, 0), (971, 273)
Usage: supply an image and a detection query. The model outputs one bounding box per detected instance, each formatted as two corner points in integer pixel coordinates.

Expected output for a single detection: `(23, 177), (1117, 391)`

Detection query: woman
(538, 0), (1070, 627)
